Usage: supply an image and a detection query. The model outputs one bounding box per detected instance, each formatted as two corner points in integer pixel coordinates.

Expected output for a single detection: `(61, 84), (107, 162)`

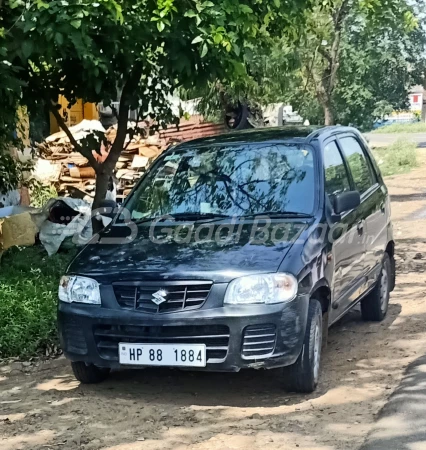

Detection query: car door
(346, 134), (388, 287)
(322, 139), (365, 321)
(337, 133), (384, 294)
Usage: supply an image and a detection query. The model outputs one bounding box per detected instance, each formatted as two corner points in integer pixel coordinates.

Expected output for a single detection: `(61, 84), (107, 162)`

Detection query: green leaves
(201, 42), (208, 57)
(240, 4), (253, 14)
(35, 0), (49, 9)
(70, 19), (81, 29)
(2, 0), (313, 175)
(0, 153), (26, 192)
(184, 8), (202, 24)
(213, 33), (223, 44)
(22, 40), (33, 59)
(9, 0), (25, 9)
(94, 79), (102, 94)
(191, 35), (204, 44)
(55, 32), (63, 45)
(185, 10), (197, 18)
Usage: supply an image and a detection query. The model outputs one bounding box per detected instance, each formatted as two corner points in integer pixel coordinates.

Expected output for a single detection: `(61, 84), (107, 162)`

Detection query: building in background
(409, 85), (426, 122)
(49, 96), (98, 134)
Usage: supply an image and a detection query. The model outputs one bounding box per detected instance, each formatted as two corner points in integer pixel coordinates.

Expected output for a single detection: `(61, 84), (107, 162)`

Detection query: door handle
(380, 202), (385, 214)
(357, 220), (364, 235)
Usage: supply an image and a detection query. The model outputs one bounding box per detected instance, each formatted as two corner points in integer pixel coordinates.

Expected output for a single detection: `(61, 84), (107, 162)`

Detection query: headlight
(224, 273), (297, 305)
(59, 276), (101, 305)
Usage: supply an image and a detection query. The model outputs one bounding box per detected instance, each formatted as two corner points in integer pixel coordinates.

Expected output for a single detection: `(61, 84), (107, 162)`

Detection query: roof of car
(174, 125), (359, 148)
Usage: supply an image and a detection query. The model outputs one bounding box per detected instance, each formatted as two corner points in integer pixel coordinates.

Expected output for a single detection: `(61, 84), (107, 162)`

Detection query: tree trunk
(49, 64), (142, 235)
(90, 63), (143, 221)
(92, 170), (110, 234)
(313, 0), (349, 127)
(93, 170), (109, 209)
(324, 102), (334, 126)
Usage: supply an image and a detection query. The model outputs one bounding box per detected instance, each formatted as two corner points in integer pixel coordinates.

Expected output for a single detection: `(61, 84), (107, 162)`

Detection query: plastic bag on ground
(38, 197), (92, 256)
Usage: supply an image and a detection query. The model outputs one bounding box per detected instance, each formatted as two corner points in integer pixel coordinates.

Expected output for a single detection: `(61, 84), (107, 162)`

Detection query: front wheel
(71, 361), (110, 384)
(282, 299), (323, 393)
(361, 253), (391, 321)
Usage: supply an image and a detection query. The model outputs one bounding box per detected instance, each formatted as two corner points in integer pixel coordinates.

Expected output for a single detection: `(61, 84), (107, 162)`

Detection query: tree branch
(110, 104), (119, 119)
(303, 45), (320, 94)
(321, 0), (351, 98)
(49, 102), (100, 171)
(123, 104), (143, 151)
(318, 46), (332, 64)
(103, 63), (144, 173)
(333, 0), (351, 32)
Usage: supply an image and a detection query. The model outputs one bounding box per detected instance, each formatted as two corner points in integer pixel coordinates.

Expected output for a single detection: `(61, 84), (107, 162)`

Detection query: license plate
(118, 343), (206, 367)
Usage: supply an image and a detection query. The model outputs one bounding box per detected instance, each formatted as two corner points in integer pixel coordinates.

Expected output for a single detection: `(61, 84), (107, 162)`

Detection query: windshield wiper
(132, 216), (159, 225)
(133, 212), (230, 224)
(168, 212), (231, 222)
(239, 211), (312, 219)
(133, 211), (310, 224)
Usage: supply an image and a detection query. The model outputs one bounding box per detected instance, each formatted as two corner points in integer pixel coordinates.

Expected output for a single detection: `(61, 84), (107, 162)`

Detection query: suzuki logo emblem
(152, 289), (167, 305)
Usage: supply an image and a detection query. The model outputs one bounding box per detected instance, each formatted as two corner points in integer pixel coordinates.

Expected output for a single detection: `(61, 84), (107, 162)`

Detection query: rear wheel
(282, 299), (323, 393)
(361, 253), (391, 322)
(71, 361), (110, 384)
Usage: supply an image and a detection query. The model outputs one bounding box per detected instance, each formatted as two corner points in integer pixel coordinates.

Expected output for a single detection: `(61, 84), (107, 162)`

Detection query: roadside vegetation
(0, 246), (75, 359)
(372, 139), (418, 176)
(372, 122), (426, 134)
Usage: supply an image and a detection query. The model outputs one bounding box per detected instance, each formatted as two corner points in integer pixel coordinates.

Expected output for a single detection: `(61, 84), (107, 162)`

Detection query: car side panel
(363, 185), (388, 289)
(328, 205), (366, 322)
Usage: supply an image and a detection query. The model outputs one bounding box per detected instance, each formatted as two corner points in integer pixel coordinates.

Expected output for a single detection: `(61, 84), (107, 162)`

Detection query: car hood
(68, 220), (308, 283)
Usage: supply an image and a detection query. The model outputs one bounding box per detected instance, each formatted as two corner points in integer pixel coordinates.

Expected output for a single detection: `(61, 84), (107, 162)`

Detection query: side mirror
(98, 199), (118, 220)
(334, 191), (360, 215)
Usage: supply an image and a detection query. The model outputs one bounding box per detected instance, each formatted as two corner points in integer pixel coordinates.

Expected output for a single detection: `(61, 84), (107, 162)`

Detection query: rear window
(339, 136), (375, 194)
(323, 141), (351, 203)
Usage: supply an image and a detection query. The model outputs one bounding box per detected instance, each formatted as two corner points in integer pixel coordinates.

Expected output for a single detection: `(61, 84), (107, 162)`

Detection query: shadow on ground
(361, 354), (426, 449)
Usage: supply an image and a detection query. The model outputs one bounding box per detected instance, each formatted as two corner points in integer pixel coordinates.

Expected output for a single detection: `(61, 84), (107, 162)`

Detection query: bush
(0, 246), (75, 358)
(372, 139), (418, 177)
(29, 180), (58, 208)
(0, 153), (30, 193)
(372, 122), (426, 134)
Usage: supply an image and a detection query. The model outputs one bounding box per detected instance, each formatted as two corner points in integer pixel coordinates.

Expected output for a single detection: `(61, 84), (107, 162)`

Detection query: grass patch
(372, 122), (426, 134)
(0, 246), (76, 359)
(372, 139), (418, 177)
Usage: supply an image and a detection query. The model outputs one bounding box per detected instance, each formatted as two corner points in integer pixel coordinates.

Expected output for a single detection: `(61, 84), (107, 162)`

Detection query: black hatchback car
(58, 126), (395, 392)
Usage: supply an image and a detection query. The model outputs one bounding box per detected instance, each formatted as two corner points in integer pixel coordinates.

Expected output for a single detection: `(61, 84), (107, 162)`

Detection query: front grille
(113, 281), (212, 314)
(242, 324), (276, 360)
(60, 317), (87, 355)
(94, 324), (229, 363)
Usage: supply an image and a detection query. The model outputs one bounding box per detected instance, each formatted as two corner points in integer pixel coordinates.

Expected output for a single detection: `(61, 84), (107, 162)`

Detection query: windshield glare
(126, 144), (315, 220)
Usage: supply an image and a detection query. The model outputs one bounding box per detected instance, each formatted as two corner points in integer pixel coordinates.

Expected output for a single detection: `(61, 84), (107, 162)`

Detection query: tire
(361, 253), (391, 322)
(282, 300), (323, 393)
(71, 361), (110, 384)
(225, 102), (249, 130)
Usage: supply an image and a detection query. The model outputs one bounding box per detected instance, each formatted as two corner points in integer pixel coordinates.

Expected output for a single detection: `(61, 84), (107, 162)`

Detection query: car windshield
(125, 143), (316, 220)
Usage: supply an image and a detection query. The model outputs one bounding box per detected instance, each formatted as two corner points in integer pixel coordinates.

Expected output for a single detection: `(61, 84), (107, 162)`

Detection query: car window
(323, 141), (351, 203)
(339, 136), (375, 194)
(125, 144), (316, 219)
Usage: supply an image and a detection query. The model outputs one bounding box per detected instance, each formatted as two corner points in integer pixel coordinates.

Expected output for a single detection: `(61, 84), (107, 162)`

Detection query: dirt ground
(2, 151), (426, 450)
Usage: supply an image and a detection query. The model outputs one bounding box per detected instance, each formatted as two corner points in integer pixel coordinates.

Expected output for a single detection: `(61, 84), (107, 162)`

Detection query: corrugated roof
(160, 115), (226, 143)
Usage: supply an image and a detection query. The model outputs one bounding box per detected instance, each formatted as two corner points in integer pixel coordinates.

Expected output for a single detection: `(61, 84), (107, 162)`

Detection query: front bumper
(58, 295), (309, 372)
